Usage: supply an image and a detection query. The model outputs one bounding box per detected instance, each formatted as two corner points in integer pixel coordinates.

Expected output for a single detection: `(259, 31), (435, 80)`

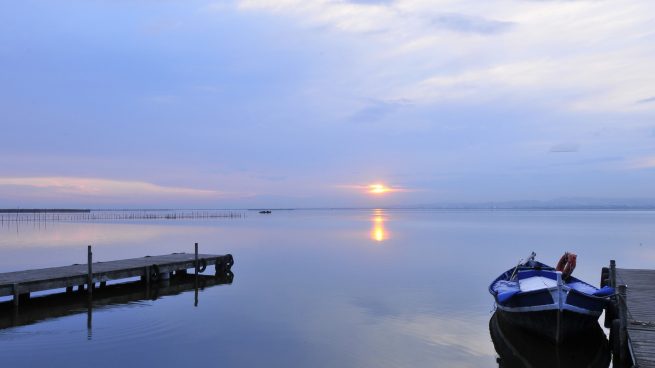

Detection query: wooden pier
(603, 261), (655, 367)
(0, 245), (234, 308)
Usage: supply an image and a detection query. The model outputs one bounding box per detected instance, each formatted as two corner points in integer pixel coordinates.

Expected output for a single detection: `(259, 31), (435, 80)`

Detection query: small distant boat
(258, 210), (271, 214)
(489, 312), (610, 368)
(489, 252), (614, 344)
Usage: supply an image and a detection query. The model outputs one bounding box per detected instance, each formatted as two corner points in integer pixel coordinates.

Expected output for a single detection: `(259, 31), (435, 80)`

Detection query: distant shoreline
(0, 209), (91, 213)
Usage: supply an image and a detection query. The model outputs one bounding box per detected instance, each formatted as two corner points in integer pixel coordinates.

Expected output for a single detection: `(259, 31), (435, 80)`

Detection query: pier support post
(87, 245), (93, 298)
(609, 260), (616, 288)
(601, 266), (609, 287)
(604, 260), (619, 328)
(194, 243), (199, 307)
(12, 283), (19, 308)
(144, 265), (151, 298)
(194, 243), (199, 277)
(618, 284), (628, 365)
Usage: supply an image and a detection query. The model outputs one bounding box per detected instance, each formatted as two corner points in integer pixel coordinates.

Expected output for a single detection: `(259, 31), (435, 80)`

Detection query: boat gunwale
(489, 261), (610, 304)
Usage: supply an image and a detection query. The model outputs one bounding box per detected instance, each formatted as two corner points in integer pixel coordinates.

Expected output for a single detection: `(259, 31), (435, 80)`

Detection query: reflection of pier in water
(489, 312), (610, 368)
(0, 272), (233, 332)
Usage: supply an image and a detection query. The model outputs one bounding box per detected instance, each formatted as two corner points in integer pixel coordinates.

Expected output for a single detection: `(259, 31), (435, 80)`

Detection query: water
(1, 209), (653, 367)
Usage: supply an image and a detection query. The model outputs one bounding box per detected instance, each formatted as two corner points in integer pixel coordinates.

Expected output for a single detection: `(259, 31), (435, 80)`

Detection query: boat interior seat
(519, 276), (557, 292)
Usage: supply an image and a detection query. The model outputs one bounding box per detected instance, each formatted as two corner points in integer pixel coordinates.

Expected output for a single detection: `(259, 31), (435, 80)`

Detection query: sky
(1, 0), (654, 208)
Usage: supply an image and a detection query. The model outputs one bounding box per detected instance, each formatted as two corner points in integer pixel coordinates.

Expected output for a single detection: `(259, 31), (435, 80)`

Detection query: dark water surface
(1, 209), (653, 367)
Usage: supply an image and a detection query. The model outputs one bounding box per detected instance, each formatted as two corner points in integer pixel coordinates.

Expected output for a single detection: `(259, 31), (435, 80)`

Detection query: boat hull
(489, 312), (610, 368)
(496, 308), (601, 344)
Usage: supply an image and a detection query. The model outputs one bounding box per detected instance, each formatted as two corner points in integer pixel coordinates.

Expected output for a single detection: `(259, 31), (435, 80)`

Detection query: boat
(258, 210), (271, 214)
(489, 252), (614, 344)
(489, 311), (610, 368)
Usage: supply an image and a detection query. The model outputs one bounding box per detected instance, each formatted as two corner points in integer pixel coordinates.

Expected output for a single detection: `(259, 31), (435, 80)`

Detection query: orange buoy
(555, 252), (577, 279)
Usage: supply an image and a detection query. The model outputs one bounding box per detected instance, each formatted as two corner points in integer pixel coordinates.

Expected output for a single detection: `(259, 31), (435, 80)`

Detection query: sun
(368, 183), (391, 194)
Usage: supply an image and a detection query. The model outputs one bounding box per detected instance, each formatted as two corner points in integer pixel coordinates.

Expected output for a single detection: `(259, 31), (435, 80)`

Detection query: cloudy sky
(1, 0), (654, 208)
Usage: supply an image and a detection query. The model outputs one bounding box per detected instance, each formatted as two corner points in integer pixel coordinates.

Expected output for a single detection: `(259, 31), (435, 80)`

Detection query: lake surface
(1, 209), (653, 367)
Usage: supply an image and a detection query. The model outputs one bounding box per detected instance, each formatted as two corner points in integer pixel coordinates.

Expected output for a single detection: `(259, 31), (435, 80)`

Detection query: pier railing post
(618, 284), (628, 365)
(87, 245), (93, 297)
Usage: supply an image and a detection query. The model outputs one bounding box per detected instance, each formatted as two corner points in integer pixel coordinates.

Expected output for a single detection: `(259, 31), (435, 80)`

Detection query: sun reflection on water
(370, 210), (389, 242)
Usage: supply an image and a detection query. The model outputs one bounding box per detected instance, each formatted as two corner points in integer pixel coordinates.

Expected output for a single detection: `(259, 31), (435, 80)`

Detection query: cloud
(430, 13), (513, 34)
(238, 1), (513, 36)
(0, 177), (222, 198)
(238, 0), (398, 34)
(236, 0), (655, 112)
(637, 96), (655, 104)
(345, 0), (393, 4)
(337, 183), (412, 193)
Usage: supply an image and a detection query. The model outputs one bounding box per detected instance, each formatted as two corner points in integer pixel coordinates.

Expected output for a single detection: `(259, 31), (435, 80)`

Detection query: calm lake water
(1, 209), (653, 367)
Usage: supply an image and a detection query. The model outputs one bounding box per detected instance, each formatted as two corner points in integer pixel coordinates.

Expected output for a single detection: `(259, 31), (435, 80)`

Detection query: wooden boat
(489, 312), (610, 368)
(489, 252), (614, 344)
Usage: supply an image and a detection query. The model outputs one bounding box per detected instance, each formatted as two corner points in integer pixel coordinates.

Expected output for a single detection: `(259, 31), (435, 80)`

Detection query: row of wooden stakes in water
(0, 211), (245, 223)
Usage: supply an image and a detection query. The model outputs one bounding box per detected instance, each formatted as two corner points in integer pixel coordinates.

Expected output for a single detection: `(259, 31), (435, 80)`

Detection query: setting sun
(369, 184), (391, 194)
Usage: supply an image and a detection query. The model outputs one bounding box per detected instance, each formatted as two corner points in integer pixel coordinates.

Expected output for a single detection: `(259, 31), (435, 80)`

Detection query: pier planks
(616, 268), (655, 367)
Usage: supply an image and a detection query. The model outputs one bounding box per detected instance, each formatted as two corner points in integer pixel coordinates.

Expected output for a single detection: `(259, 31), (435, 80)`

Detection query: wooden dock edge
(0, 246), (234, 308)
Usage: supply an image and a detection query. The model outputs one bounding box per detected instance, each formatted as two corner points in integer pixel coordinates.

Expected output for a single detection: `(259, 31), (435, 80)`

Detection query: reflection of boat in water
(0, 272), (233, 330)
(489, 252), (613, 343)
(490, 312), (610, 368)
